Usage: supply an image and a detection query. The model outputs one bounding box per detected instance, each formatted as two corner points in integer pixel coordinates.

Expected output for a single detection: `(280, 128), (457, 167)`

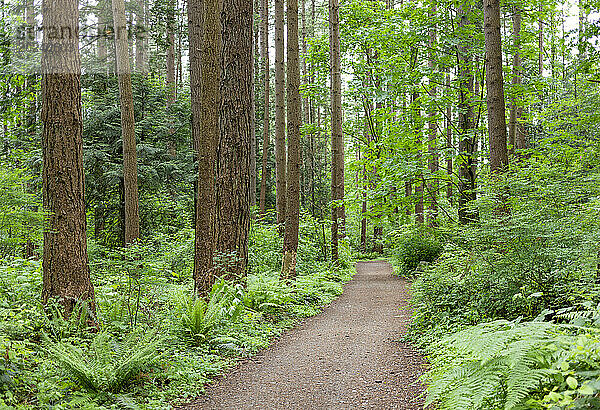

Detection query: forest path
(180, 261), (425, 410)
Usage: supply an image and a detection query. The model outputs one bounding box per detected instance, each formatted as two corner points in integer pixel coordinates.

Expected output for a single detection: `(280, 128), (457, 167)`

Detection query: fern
(179, 278), (245, 344)
(46, 328), (163, 394)
(46, 342), (99, 392)
(424, 320), (558, 410)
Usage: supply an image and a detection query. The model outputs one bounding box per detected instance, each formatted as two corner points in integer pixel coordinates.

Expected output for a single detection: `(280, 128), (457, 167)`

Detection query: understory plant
(45, 328), (164, 394)
(389, 225), (443, 276)
(243, 272), (294, 313)
(424, 319), (600, 409)
(178, 278), (245, 344)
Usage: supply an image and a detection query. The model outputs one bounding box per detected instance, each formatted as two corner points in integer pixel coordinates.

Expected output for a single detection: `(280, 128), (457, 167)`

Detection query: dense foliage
(404, 96), (600, 408)
(0, 214), (351, 408)
(1, 0), (600, 406)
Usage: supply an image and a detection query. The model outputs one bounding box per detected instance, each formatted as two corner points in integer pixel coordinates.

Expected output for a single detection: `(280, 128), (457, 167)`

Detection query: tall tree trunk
(177, 2), (183, 92)
(274, 0), (286, 229)
(509, 8), (524, 154)
(166, 0), (177, 157)
(214, 0), (253, 278)
(166, 0), (176, 104)
(250, 0), (257, 211)
(538, 2), (543, 76)
(405, 180), (412, 215)
(446, 70), (453, 204)
(412, 91), (424, 224)
(457, 5), (477, 223)
(301, 0), (309, 123)
(113, 0), (140, 245)
(360, 115), (368, 252)
(41, 0), (95, 315)
(483, 0), (508, 173)
(24, 0), (38, 258)
(97, 0), (107, 63)
(136, 0), (147, 74)
(259, 0), (270, 217)
(427, 2), (438, 226)
(282, 0), (301, 278)
(190, 0), (221, 296)
(330, 0), (344, 261)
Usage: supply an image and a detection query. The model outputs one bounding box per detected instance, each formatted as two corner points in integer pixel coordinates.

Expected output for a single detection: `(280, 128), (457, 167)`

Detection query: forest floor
(178, 261), (426, 409)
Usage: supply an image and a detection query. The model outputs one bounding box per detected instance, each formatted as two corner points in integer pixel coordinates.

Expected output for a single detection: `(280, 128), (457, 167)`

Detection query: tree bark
(190, 0), (221, 297)
(214, 0), (253, 278)
(446, 70), (453, 204)
(259, 0), (270, 217)
(412, 91), (424, 224)
(301, 0), (309, 123)
(274, 0), (286, 229)
(41, 0), (95, 315)
(166, 0), (177, 157)
(427, 3), (438, 227)
(330, 0), (344, 261)
(97, 0), (107, 63)
(405, 180), (412, 215)
(457, 5), (477, 223)
(282, 0), (301, 279)
(166, 0), (176, 105)
(539, 2), (543, 76)
(250, 1), (257, 211)
(135, 0), (148, 74)
(113, 0), (141, 245)
(483, 0), (508, 173)
(509, 8), (524, 154)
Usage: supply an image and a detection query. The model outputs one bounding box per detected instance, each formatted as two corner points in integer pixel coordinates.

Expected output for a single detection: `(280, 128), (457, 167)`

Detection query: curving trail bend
(181, 261), (426, 410)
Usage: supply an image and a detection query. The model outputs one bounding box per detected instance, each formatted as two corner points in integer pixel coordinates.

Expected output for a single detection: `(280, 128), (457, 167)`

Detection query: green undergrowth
(0, 214), (353, 409)
(386, 224), (443, 279)
(398, 154), (600, 409)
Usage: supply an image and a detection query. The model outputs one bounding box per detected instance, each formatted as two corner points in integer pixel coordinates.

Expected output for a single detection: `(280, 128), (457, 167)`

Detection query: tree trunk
(301, 0), (309, 123)
(509, 8), (524, 154)
(405, 180), (412, 215)
(457, 4), (477, 223)
(274, 0), (286, 230)
(538, 2), (543, 76)
(412, 91), (424, 224)
(166, 0), (176, 104)
(190, 0), (221, 297)
(135, 0), (147, 74)
(427, 3), (438, 227)
(330, 0), (344, 261)
(97, 0), (107, 63)
(282, 0), (301, 279)
(41, 0), (95, 315)
(166, 0), (177, 157)
(446, 70), (453, 204)
(214, 0), (253, 278)
(113, 0), (141, 245)
(483, 0), (508, 173)
(259, 0), (270, 217)
(250, 0), (257, 211)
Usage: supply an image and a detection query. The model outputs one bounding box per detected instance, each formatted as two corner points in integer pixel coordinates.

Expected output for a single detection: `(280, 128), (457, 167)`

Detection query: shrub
(391, 227), (443, 276)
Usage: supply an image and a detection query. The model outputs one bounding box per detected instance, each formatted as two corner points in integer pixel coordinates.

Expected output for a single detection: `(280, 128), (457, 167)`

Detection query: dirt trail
(182, 261), (426, 409)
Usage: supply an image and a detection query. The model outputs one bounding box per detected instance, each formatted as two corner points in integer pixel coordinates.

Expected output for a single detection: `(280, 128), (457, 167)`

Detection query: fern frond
(425, 320), (560, 410)
(46, 342), (99, 392)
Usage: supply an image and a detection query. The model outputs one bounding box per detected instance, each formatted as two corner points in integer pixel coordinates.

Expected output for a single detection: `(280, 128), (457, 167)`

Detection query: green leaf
(566, 376), (578, 390)
(578, 384), (594, 395)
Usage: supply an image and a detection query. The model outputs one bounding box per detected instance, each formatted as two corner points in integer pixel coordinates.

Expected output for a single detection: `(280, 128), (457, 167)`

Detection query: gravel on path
(180, 260), (426, 410)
